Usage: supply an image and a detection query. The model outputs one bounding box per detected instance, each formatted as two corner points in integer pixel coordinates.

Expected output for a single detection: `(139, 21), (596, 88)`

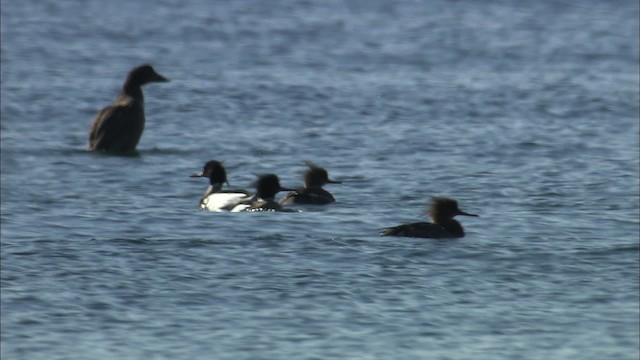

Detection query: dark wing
(280, 188), (335, 205)
(380, 224), (411, 237)
(380, 222), (451, 238)
(88, 103), (131, 151)
(279, 189), (301, 205)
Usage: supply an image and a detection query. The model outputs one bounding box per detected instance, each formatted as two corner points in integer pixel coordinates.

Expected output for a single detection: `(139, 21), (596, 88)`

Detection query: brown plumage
(235, 174), (296, 212)
(88, 64), (169, 153)
(280, 161), (341, 205)
(381, 197), (478, 238)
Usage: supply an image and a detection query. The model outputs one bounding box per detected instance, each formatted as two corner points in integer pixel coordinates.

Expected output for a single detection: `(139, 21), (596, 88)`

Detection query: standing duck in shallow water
(381, 197), (478, 238)
(280, 161), (341, 205)
(88, 64), (169, 153)
(190, 160), (251, 212)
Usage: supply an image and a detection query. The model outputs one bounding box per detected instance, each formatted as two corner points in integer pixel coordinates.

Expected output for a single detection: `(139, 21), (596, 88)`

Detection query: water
(1, 0), (638, 359)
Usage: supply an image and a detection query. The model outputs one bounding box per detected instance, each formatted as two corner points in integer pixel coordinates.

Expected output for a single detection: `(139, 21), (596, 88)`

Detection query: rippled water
(2, 0), (639, 359)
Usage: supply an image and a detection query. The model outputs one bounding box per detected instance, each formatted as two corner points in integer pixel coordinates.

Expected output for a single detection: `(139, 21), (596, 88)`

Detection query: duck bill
(190, 172), (204, 178)
(457, 210), (479, 217)
(153, 73), (170, 82)
(327, 179), (342, 184)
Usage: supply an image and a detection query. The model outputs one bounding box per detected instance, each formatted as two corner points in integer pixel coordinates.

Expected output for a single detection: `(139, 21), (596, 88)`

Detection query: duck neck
(207, 183), (224, 194)
(122, 82), (144, 100)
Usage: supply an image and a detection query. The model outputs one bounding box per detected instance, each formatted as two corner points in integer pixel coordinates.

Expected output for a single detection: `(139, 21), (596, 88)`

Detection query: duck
(88, 64), (169, 153)
(190, 160), (251, 212)
(381, 197), (478, 238)
(233, 174), (297, 212)
(280, 161), (341, 205)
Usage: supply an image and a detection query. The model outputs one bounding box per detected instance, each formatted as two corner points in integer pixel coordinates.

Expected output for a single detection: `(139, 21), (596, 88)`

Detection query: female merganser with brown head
(234, 174), (296, 212)
(88, 64), (169, 153)
(280, 161), (341, 205)
(381, 197), (478, 238)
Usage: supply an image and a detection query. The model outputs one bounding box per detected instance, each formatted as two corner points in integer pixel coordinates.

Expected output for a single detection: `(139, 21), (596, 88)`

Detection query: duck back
(381, 221), (464, 238)
(280, 187), (336, 205)
(88, 96), (145, 152)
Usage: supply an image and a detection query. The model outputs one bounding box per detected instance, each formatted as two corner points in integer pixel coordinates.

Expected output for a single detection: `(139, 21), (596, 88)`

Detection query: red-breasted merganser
(280, 161), (341, 205)
(88, 64), (169, 153)
(233, 174), (296, 212)
(190, 160), (251, 212)
(381, 197), (478, 238)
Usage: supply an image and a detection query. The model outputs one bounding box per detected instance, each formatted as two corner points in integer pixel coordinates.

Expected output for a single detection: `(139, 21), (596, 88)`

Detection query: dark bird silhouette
(235, 174), (296, 212)
(280, 161), (341, 205)
(381, 197), (478, 238)
(88, 64), (169, 153)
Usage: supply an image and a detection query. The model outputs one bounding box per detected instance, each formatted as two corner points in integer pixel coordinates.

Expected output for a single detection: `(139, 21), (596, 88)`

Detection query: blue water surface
(2, 0), (639, 359)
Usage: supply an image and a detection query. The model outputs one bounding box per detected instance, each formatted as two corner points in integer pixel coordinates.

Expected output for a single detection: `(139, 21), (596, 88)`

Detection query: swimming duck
(88, 64), (169, 153)
(381, 197), (478, 238)
(280, 161), (341, 205)
(233, 174), (296, 212)
(190, 160), (251, 212)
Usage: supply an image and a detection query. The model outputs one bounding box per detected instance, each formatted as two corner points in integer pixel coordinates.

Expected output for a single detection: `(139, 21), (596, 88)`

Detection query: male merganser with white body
(191, 162), (295, 212)
(381, 197), (478, 238)
(190, 160), (251, 212)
